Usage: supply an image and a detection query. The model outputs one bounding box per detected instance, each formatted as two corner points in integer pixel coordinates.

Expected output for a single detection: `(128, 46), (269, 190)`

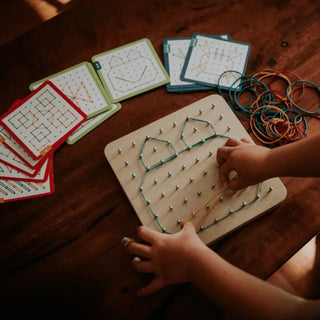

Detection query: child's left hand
(123, 222), (209, 296)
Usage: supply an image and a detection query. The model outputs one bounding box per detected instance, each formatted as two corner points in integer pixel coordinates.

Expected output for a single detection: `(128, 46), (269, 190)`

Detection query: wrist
(187, 245), (217, 286)
(263, 145), (288, 179)
(261, 147), (276, 180)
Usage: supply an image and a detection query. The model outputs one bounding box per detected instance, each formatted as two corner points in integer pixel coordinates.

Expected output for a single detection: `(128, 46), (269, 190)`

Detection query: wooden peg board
(105, 95), (287, 245)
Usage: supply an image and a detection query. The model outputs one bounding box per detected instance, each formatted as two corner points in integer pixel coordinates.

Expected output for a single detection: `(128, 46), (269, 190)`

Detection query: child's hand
(217, 138), (271, 191)
(124, 222), (208, 296)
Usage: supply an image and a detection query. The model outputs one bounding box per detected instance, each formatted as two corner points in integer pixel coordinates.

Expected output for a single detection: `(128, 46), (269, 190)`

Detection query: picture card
(92, 38), (169, 103)
(67, 103), (121, 144)
(163, 34), (230, 93)
(0, 81), (87, 159)
(0, 155), (52, 182)
(30, 62), (112, 119)
(0, 125), (48, 170)
(181, 33), (250, 90)
(0, 141), (43, 177)
(0, 169), (54, 203)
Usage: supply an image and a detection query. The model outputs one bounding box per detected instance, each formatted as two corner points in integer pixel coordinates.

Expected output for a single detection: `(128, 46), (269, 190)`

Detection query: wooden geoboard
(105, 95), (287, 244)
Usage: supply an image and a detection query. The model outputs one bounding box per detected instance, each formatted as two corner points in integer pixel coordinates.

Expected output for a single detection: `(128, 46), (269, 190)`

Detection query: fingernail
(122, 236), (134, 248)
(133, 256), (141, 262)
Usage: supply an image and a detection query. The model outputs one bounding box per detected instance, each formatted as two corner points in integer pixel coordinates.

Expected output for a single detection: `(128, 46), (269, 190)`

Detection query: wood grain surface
(1, 0), (320, 319)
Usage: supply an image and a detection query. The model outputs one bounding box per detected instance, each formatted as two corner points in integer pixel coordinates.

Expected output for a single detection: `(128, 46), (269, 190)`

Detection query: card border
(29, 62), (112, 119)
(92, 38), (170, 103)
(163, 36), (230, 93)
(0, 161), (55, 203)
(180, 33), (250, 90)
(66, 103), (122, 145)
(0, 154), (52, 182)
(0, 81), (87, 159)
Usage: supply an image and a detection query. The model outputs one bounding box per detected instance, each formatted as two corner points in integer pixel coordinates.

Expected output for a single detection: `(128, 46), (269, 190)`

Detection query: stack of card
(29, 61), (122, 145)
(0, 38), (178, 203)
(28, 38), (169, 144)
(0, 81), (87, 203)
(163, 33), (251, 93)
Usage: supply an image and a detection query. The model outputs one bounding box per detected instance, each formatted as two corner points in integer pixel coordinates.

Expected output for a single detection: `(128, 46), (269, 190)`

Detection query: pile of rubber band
(217, 69), (320, 145)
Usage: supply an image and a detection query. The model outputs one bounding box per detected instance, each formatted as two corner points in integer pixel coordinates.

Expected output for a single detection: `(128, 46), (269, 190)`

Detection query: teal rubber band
(137, 118), (264, 234)
(287, 80), (320, 115)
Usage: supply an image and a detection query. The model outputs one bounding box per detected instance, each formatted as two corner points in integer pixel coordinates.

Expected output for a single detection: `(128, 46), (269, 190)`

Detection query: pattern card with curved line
(92, 39), (169, 103)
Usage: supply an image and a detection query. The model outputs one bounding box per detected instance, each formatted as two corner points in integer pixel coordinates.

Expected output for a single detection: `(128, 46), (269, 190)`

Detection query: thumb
(138, 276), (165, 296)
(181, 222), (196, 234)
(228, 176), (247, 191)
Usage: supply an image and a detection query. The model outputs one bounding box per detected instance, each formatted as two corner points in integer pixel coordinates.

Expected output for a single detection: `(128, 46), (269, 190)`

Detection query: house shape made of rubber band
(105, 94), (287, 245)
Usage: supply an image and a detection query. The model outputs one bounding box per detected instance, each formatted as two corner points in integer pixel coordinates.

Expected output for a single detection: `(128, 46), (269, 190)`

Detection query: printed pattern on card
(67, 103), (121, 144)
(30, 63), (111, 118)
(0, 82), (86, 159)
(165, 38), (193, 86)
(181, 34), (250, 89)
(0, 170), (54, 203)
(0, 141), (40, 176)
(92, 39), (169, 102)
(0, 125), (45, 169)
(165, 35), (230, 88)
(0, 157), (51, 181)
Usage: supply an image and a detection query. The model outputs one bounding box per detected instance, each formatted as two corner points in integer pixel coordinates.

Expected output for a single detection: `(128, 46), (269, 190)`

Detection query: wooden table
(1, 0), (320, 318)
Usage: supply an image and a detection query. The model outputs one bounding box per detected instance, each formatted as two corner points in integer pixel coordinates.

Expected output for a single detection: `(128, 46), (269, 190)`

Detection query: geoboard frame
(181, 33), (251, 90)
(92, 38), (170, 103)
(105, 95), (287, 245)
(29, 62), (112, 119)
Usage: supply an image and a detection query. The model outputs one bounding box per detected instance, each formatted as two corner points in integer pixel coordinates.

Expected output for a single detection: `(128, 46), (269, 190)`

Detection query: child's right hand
(217, 138), (271, 191)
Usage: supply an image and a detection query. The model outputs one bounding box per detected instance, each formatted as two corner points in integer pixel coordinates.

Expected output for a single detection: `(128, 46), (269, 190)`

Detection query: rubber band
(217, 68), (320, 145)
(182, 185), (228, 226)
(287, 80), (320, 115)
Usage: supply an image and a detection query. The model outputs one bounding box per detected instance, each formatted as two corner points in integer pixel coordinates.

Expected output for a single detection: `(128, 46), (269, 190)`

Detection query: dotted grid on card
(30, 63), (111, 118)
(166, 38), (201, 86)
(2, 84), (85, 158)
(0, 173), (53, 202)
(164, 35), (230, 90)
(182, 34), (250, 89)
(105, 95), (287, 245)
(93, 39), (169, 102)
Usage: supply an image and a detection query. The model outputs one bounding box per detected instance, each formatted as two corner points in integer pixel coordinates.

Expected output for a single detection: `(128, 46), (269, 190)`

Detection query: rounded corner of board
(280, 185), (288, 202)
(104, 144), (111, 159)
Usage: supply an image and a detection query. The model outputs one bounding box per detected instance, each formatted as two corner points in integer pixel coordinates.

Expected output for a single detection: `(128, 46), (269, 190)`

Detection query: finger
(138, 225), (162, 244)
(181, 222), (196, 234)
(228, 176), (249, 191)
(219, 161), (233, 186)
(216, 146), (233, 165)
(138, 276), (165, 296)
(240, 138), (252, 144)
(224, 137), (241, 147)
(127, 241), (152, 259)
(122, 236), (134, 248)
(132, 259), (157, 274)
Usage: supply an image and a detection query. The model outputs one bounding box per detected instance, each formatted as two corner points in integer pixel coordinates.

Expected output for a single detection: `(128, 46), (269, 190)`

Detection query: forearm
(190, 247), (319, 320)
(264, 134), (320, 179)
